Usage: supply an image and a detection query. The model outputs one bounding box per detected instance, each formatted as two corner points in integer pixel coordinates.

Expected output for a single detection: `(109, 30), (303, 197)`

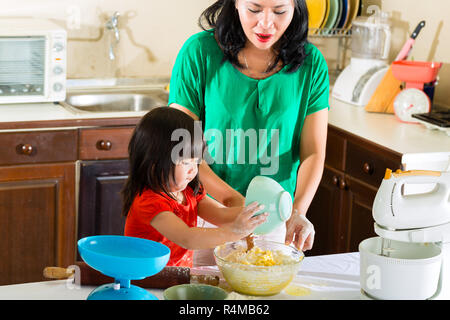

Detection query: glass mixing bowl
(214, 239), (304, 296)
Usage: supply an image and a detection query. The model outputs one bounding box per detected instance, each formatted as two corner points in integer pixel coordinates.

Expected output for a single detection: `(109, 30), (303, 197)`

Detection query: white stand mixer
(360, 168), (450, 300)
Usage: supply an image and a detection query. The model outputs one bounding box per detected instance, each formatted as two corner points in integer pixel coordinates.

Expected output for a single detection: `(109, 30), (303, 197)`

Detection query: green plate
(323, 0), (340, 33)
(163, 284), (228, 300)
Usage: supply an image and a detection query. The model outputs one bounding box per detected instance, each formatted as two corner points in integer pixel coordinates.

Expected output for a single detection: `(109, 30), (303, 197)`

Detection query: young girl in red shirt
(122, 107), (267, 267)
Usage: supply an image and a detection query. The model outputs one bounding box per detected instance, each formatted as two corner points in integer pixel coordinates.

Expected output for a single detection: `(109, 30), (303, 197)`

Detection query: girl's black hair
(198, 0), (310, 73)
(122, 107), (205, 216)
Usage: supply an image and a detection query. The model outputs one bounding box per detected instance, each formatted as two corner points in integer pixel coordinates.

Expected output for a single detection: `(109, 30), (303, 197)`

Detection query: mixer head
(372, 169), (450, 231)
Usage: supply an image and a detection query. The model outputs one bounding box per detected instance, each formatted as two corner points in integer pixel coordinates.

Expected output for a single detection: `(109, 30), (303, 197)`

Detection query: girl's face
(169, 158), (200, 192)
(235, 0), (295, 51)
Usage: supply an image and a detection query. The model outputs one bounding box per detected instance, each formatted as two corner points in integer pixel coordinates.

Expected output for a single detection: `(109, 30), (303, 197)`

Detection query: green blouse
(168, 31), (330, 199)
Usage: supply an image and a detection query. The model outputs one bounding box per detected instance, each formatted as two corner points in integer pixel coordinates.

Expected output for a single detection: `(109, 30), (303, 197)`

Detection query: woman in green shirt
(169, 0), (329, 253)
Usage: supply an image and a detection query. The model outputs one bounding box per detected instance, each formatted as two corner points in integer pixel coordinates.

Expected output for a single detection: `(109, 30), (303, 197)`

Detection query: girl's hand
(285, 210), (315, 251)
(228, 202), (268, 237)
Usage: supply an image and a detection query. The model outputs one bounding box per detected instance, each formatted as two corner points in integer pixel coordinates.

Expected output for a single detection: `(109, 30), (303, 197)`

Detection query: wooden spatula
(245, 234), (255, 251)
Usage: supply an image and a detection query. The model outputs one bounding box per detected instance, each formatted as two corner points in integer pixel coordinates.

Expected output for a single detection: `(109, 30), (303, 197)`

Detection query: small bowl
(163, 284), (228, 300)
(214, 239), (304, 296)
(245, 176), (293, 235)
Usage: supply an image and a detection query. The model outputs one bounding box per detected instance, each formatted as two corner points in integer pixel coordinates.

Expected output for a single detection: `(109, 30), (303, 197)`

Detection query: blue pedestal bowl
(77, 235), (170, 300)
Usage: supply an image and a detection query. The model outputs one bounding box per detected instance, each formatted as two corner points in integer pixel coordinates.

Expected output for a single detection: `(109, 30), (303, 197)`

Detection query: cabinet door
(78, 160), (129, 242)
(341, 176), (378, 253)
(0, 163), (76, 285)
(307, 166), (345, 256)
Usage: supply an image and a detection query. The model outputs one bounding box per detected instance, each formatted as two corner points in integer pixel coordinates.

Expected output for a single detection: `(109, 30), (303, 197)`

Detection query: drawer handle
(363, 162), (374, 175)
(96, 140), (112, 151)
(332, 176), (347, 190)
(339, 179), (347, 190)
(332, 175), (339, 186)
(17, 144), (34, 155)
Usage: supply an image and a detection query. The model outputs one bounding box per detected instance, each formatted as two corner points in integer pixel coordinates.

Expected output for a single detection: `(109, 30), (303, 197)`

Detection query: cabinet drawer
(79, 127), (134, 160)
(345, 140), (401, 187)
(0, 130), (77, 165)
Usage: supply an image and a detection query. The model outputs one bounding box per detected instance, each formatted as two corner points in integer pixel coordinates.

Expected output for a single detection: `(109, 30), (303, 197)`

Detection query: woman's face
(169, 158), (199, 192)
(235, 0), (295, 51)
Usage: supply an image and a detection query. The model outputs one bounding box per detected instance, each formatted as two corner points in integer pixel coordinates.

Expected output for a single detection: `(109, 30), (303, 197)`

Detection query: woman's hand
(285, 209), (315, 251)
(227, 202), (268, 237)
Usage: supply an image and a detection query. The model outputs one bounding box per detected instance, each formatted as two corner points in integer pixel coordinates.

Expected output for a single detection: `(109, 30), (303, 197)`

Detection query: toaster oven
(0, 18), (67, 104)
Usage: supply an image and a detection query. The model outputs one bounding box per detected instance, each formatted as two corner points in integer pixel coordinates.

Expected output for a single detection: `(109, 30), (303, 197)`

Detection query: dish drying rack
(309, 27), (352, 37)
(309, 27), (352, 84)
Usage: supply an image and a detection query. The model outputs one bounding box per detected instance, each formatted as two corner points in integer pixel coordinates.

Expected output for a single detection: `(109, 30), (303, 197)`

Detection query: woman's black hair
(198, 0), (309, 73)
(122, 107), (205, 216)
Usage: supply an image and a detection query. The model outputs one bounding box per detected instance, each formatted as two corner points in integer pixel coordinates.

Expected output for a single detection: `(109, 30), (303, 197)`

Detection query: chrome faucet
(105, 11), (120, 60)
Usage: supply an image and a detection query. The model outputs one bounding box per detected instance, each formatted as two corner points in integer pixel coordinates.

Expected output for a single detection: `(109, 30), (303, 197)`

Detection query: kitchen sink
(61, 88), (169, 113)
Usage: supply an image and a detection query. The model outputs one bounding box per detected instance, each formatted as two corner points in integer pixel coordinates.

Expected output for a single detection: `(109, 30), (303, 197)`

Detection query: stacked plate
(306, 0), (361, 35)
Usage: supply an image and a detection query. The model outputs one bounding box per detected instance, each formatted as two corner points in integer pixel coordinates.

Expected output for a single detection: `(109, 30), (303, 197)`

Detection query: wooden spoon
(245, 234), (255, 251)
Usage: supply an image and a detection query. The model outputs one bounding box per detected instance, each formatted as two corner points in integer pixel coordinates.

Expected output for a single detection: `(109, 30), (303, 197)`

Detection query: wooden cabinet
(76, 127), (134, 260)
(77, 160), (129, 242)
(307, 166), (345, 256)
(0, 129), (78, 285)
(0, 125), (135, 284)
(0, 162), (76, 285)
(307, 125), (402, 256)
(343, 175), (379, 252)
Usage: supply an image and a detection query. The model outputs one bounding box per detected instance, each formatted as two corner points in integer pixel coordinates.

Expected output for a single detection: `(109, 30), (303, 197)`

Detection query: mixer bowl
(359, 237), (442, 300)
(214, 240), (303, 296)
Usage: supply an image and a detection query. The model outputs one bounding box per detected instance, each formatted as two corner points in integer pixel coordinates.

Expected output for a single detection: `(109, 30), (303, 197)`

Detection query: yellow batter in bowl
(214, 240), (304, 296)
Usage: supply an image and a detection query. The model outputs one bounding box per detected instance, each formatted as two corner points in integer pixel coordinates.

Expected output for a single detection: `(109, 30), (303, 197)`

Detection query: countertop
(328, 99), (450, 155)
(0, 89), (448, 155)
(0, 101), (147, 124)
(0, 252), (363, 300)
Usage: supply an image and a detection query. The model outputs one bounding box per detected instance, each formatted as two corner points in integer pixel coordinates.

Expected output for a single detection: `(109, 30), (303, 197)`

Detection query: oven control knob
(53, 83), (63, 92)
(53, 42), (64, 52)
(53, 66), (64, 75)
